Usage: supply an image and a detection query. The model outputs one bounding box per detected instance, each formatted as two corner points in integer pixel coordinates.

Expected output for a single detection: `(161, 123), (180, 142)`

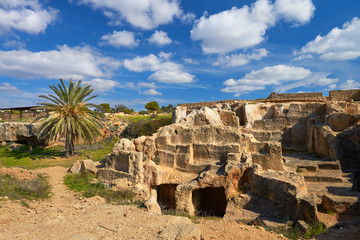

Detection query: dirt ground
(0, 166), (284, 240)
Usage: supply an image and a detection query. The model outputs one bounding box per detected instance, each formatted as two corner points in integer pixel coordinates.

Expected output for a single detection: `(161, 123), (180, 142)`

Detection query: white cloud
(142, 89), (162, 95)
(191, 0), (276, 54)
(100, 30), (138, 48)
(158, 52), (172, 60)
(123, 54), (162, 72)
(299, 17), (360, 61)
(78, 0), (183, 30)
(0, 0), (58, 34)
(274, 0), (315, 25)
(148, 30), (172, 46)
(191, 0), (315, 54)
(0, 45), (121, 80)
(0, 82), (21, 93)
(149, 69), (194, 84)
(339, 80), (360, 90)
(123, 53), (195, 84)
(221, 65), (337, 96)
(83, 78), (119, 92)
(183, 58), (199, 65)
(292, 54), (313, 61)
(214, 48), (268, 67)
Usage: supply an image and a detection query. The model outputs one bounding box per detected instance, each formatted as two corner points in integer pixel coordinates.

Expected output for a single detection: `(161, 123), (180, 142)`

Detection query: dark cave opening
(192, 187), (227, 217)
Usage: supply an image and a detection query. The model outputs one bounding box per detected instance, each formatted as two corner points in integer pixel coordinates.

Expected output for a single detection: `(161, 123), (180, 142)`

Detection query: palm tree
(36, 79), (104, 157)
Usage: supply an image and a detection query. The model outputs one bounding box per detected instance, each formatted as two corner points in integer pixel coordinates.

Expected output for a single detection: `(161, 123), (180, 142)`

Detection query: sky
(0, 0), (359, 110)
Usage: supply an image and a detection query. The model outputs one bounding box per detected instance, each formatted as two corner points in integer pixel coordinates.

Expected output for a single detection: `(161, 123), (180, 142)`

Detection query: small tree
(145, 101), (160, 112)
(96, 103), (111, 113)
(161, 104), (174, 113)
(113, 104), (127, 113)
(36, 79), (103, 157)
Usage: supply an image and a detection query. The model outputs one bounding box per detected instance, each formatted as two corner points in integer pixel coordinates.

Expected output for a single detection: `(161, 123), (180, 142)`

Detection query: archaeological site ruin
(94, 89), (360, 225)
(1, 89), (359, 228)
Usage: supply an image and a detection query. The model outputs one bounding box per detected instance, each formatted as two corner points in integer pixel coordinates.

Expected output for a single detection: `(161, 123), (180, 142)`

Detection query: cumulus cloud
(148, 30), (172, 46)
(298, 17), (360, 61)
(100, 30), (139, 48)
(123, 53), (195, 84)
(83, 78), (119, 92)
(339, 80), (360, 90)
(0, 45), (121, 80)
(274, 0), (315, 25)
(191, 0), (315, 54)
(0, 0), (58, 34)
(221, 65), (337, 96)
(191, 0), (276, 54)
(142, 89), (162, 95)
(77, 0), (184, 30)
(214, 49), (268, 67)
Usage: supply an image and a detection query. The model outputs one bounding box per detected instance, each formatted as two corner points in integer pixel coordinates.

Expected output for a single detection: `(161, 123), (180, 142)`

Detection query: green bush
(0, 174), (51, 200)
(122, 117), (172, 139)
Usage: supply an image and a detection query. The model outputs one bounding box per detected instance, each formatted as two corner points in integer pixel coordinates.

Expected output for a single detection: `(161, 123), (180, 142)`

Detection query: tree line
(95, 101), (174, 114)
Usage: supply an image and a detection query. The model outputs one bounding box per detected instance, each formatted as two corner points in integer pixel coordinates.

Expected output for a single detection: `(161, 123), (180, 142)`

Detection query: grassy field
(64, 172), (138, 205)
(116, 113), (172, 123)
(0, 174), (51, 204)
(0, 137), (118, 170)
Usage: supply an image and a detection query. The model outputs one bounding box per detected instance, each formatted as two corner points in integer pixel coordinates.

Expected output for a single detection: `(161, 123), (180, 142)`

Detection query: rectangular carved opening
(157, 184), (178, 210)
(192, 187), (227, 217)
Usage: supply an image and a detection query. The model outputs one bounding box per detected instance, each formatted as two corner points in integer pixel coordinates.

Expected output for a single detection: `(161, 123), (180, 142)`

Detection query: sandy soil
(0, 167), (284, 240)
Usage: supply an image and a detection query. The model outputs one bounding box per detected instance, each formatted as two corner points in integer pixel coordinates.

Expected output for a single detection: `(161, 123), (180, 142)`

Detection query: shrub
(122, 117), (172, 139)
(64, 172), (136, 204)
(0, 174), (51, 200)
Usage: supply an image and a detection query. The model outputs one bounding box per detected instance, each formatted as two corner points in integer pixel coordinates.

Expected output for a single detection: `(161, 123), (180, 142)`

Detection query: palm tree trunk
(65, 131), (74, 157)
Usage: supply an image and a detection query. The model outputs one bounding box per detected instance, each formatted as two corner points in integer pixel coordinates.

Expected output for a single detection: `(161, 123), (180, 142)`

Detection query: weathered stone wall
(266, 92), (325, 101)
(178, 100), (248, 110)
(1, 112), (47, 121)
(329, 89), (360, 101)
(0, 122), (47, 146)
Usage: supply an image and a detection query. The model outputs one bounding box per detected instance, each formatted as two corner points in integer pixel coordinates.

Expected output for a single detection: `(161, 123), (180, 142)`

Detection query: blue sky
(0, 0), (359, 110)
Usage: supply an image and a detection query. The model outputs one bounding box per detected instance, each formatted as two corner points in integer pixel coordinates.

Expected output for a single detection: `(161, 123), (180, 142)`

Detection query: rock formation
(70, 89), (360, 226)
(0, 122), (47, 146)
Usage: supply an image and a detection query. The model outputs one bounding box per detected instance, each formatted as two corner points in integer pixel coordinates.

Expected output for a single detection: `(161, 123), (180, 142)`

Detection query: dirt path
(0, 167), (284, 240)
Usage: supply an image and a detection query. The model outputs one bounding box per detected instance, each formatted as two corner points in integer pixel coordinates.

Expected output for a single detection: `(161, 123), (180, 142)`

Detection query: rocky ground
(0, 167), (283, 240)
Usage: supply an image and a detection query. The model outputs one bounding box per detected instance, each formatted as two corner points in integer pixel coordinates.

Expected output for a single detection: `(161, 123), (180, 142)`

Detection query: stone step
(322, 194), (360, 214)
(302, 170), (343, 183)
(283, 153), (340, 172)
(305, 180), (359, 207)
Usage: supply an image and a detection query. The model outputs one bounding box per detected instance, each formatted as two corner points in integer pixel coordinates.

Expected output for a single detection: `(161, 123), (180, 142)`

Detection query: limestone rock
(144, 190), (161, 215)
(68, 160), (101, 174)
(0, 122), (47, 146)
(180, 107), (224, 126)
(295, 220), (309, 233)
(158, 223), (201, 240)
(316, 226), (360, 240)
(173, 106), (187, 123)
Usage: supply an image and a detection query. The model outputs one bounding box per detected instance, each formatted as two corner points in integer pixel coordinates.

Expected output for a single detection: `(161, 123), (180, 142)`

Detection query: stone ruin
(96, 92), (360, 225)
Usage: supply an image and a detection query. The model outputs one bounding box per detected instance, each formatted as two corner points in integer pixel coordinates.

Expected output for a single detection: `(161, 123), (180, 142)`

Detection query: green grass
(0, 174), (51, 201)
(117, 114), (172, 123)
(0, 145), (64, 169)
(64, 172), (137, 205)
(264, 221), (327, 240)
(0, 137), (118, 170)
